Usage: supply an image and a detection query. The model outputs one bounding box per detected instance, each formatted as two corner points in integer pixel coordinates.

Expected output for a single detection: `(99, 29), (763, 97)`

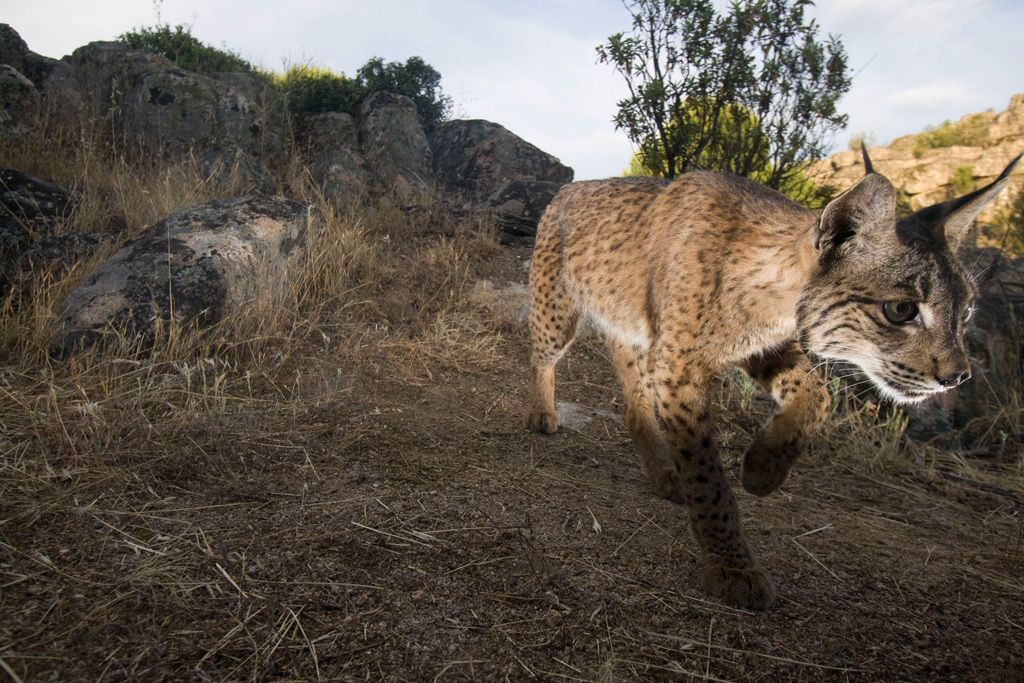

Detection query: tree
(598, 0), (851, 192)
(357, 57), (452, 132)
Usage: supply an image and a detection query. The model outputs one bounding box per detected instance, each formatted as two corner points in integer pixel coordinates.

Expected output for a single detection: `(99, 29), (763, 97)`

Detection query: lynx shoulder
(526, 150), (1022, 610)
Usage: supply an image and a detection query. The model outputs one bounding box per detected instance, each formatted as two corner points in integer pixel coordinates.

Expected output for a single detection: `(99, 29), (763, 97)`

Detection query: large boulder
(40, 41), (286, 188)
(301, 111), (374, 208)
(0, 64), (39, 137)
(0, 23), (28, 73)
(0, 167), (73, 288)
(358, 92), (433, 198)
(484, 179), (566, 245)
(50, 195), (321, 356)
(430, 119), (573, 203)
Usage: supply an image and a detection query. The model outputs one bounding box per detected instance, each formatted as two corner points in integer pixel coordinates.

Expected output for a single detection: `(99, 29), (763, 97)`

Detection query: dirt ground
(2, 237), (1023, 682)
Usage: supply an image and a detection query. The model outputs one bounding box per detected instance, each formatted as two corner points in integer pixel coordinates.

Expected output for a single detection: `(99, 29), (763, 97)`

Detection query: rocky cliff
(811, 94), (1024, 221)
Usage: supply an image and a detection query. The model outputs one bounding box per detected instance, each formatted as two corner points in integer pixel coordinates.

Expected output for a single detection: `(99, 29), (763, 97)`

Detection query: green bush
(952, 165), (975, 195)
(119, 23), (258, 76)
(274, 64), (366, 117)
(914, 117), (990, 153)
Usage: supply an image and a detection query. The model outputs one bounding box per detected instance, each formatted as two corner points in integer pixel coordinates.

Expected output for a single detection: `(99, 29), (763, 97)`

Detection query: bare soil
(2, 233), (1023, 682)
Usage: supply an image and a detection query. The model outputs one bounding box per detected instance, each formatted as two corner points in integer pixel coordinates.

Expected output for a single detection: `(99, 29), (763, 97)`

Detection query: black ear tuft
(815, 173), (897, 253)
(861, 141), (875, 175)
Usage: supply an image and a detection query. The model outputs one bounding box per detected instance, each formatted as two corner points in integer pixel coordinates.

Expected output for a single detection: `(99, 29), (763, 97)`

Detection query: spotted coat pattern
(526, 157), (1020, 610)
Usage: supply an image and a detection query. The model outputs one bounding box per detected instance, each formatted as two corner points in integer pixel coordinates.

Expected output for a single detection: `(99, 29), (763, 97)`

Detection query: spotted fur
(526, 151), (1021, 610)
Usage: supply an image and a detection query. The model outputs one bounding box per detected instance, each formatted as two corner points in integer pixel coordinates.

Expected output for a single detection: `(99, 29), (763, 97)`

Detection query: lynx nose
(937, 369), (971, 388)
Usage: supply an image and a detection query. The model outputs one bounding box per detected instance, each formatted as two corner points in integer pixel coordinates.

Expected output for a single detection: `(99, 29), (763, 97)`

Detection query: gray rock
(41, 42), (286, 182)
(485, 179), (564, 245)
(0, 64), (40, 138)
(0, 23), (28, 73)
(430, 119), (573, 203)
(302, 112), (374, 208)
(0, 215), (32, 289)
(358, 92), (433, 198)
(0, 166), (71, 221)
(0, 167), (73, 291)
(51, 195), (321, 357)
(18, 232), (119, 273)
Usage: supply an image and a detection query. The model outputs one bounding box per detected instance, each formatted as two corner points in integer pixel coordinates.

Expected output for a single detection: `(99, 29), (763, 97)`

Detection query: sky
(5, 0), (1024, 180)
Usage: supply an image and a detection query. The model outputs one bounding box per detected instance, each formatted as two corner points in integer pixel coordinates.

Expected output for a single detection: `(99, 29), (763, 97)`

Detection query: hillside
(811, 94), (1024, 222)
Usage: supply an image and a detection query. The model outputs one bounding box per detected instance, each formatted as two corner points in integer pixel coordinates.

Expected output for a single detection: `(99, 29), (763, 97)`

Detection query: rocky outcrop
(0, 167), (73, 289)
(50, 196), (321, 356)
(430, 120), (574, 203)
(812, 94), (1024, 220)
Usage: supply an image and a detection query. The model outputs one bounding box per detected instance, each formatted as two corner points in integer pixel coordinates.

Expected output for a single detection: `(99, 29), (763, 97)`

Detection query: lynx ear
(904, 151), (1023, 248)
(814, 173), (897, 253)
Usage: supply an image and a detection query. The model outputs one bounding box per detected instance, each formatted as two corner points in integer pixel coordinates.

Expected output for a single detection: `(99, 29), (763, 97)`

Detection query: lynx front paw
(650, 466), (686, 505)
(740, 436), (801, 497)
(526, 411), (559, 434)
(699, 559), (776, 611)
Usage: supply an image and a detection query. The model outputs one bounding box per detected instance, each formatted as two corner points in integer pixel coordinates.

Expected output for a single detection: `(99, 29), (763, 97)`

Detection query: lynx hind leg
(608, 339), (683, 503)
(525, 244), (579, 434)
(740, 343), (831, 497)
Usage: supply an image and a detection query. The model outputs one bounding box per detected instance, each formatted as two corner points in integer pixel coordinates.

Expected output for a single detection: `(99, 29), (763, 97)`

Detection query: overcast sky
(6, 0), (1023, 180)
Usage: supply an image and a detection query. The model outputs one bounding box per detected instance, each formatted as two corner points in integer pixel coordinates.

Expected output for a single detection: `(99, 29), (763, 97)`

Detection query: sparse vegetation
(914, 116), (991, 155)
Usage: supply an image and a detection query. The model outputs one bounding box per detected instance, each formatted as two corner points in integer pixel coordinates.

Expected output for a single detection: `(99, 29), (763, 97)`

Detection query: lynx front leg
(653, 358), (775, 610)
(608, 339), (683, 503)
(525, 246), (580, 434)
(740, 343), (831, 496)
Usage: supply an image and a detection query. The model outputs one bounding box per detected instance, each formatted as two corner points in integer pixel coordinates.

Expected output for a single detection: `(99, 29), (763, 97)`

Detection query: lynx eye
(962, 304), (975, 323)
(882, 301), (919, 325)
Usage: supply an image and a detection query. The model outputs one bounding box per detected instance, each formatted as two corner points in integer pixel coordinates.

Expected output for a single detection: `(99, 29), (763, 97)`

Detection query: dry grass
(1, 120), (1023, 681)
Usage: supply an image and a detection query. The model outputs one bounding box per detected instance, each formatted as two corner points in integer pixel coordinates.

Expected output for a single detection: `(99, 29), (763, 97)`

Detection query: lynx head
(798, 148), (1022, 404)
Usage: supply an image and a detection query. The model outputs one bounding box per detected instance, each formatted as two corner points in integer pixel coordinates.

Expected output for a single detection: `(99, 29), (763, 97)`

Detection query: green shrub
(274, 64), (366, 117)
(119, 23), (258, 76)
(952, 165), (975, 195)
(914, 117), (990, 153)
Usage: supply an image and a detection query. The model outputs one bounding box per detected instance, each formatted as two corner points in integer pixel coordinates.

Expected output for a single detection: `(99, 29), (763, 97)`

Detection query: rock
(198, 147), (278, 195)
(301, 112), (374, 208)
(0, 64), (40, 137)
(0, 216), (32, 289)
(358, 92), (433, 198)
(812, 94), (1024, 221)
(0, 166), (72, 222)
(18, 232), (119, 273)
(41, 41), (286, 182)
(485, 179), (564, 245)
(0, 167), (73, 291)
(430, 119), (573, 203)
(51, 195), (321, 356)
(0, 23), (28, 73)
